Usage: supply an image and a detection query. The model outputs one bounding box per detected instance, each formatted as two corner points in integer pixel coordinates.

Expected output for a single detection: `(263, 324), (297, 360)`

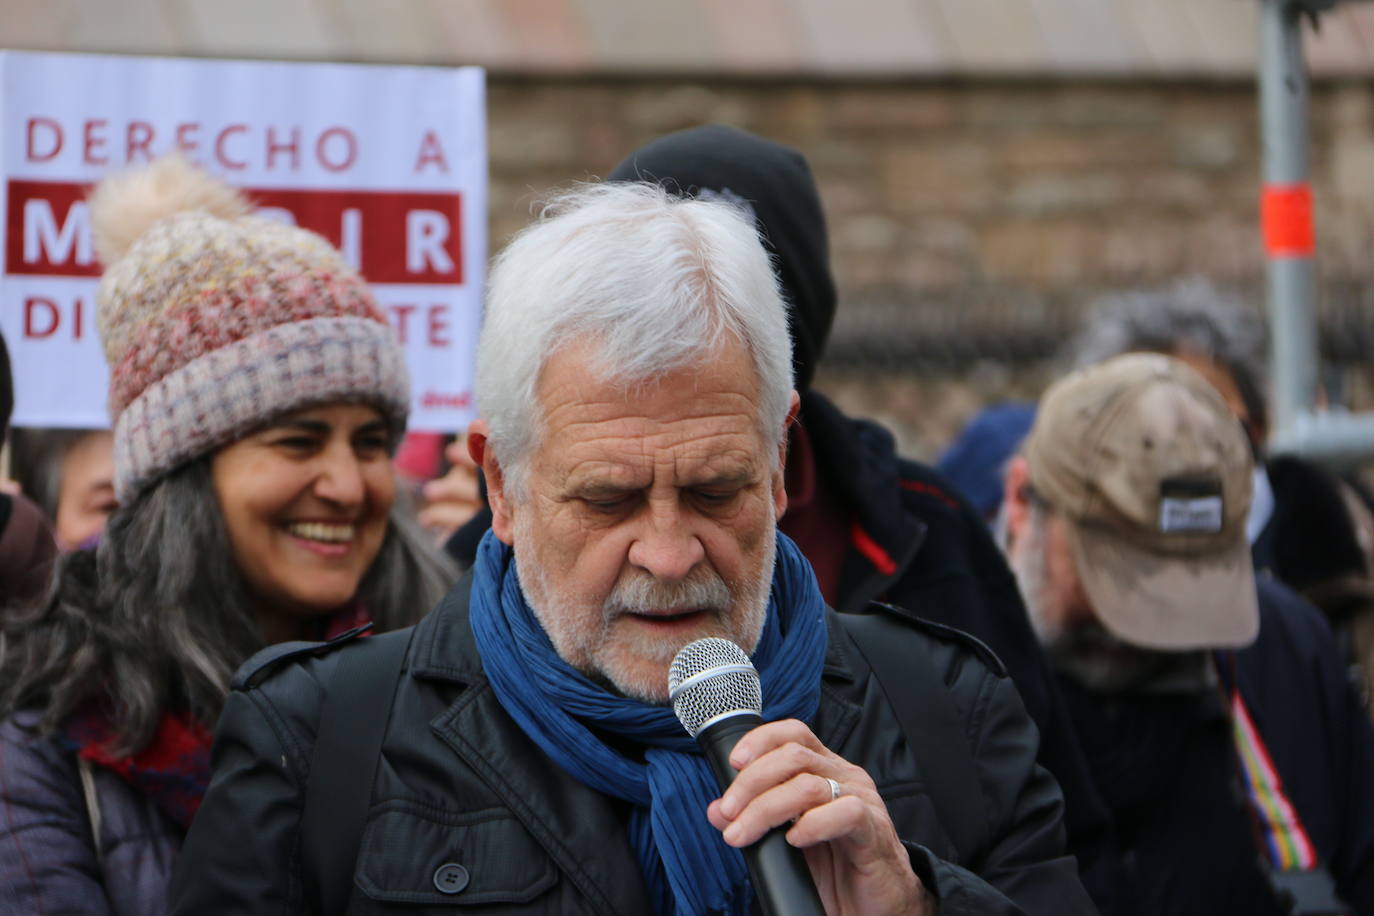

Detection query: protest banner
(1, 50), (486, 431)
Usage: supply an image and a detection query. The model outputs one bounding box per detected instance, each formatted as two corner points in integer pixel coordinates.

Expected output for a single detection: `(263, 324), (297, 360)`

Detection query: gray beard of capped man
(1008, 511), (1215, 696)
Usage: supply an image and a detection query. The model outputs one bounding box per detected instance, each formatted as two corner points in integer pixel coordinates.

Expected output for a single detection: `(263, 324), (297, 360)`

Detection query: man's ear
(773, 390), (802, 522)
(468, 420), (516, 545)
(1003, 455), (1031, 551)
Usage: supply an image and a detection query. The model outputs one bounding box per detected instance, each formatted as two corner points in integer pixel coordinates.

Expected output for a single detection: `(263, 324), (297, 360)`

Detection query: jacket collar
(408, 571), (484, 683)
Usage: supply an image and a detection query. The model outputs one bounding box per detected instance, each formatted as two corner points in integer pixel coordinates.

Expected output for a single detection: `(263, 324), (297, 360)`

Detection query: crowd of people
(0, 126), (1370, 915)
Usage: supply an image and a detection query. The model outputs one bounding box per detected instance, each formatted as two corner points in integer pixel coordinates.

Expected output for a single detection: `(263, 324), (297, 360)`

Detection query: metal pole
(1259, 0), (1319, 443)
(1256, 0), (1374, 467)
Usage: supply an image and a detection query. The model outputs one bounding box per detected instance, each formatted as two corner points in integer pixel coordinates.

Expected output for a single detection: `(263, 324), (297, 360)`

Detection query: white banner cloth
(0, 51), (486, 432)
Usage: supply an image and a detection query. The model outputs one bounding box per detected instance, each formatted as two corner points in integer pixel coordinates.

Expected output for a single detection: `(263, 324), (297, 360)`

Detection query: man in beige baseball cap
(1000, 352), (1374, 916)
(1009, 351), (1258, 668)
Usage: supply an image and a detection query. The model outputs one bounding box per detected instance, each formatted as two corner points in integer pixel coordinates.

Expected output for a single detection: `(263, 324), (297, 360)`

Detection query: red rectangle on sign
(5, 179), (462, 285)
(5, 180), (93, 277)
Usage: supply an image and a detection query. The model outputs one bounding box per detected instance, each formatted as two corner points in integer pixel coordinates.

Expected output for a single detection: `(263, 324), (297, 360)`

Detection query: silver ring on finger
(823, 776), (842, 802)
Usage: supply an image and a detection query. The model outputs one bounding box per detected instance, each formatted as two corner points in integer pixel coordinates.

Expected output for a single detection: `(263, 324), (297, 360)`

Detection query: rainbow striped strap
(1226, 674), (1319, 871)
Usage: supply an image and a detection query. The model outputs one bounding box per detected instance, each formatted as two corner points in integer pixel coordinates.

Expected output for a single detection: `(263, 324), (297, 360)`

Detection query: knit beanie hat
(89, 156), (409, 501)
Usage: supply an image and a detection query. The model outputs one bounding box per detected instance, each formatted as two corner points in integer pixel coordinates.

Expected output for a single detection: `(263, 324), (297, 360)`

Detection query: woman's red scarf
(61, 604), (370, 829)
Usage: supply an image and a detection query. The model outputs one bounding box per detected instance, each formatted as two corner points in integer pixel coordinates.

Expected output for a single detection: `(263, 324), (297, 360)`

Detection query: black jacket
(796, 390), (1110, 855)
(168, 582), (1095, 915)
(1063, 577), (1374, 916)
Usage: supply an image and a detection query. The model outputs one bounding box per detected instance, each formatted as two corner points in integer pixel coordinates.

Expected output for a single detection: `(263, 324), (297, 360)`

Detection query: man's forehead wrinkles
(539, 403), (614, 438)
(545, 412), (762, 454)
(562, 427), (759, 460)
(545, 394), (757, 430)
(552, 431), (760, 486)
(559, 436), (759, 474)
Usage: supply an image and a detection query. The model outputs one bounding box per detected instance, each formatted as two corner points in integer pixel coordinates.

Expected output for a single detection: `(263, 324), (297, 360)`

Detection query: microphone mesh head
(668, 637), (762, 738)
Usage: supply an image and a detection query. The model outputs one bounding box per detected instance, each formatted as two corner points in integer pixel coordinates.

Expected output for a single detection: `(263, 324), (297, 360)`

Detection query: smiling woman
(0, 156), (456, 916)
(211, 404), (399, 643)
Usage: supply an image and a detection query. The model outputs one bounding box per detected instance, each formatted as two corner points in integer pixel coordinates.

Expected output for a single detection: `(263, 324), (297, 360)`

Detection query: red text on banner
(5, 180), (463, 285)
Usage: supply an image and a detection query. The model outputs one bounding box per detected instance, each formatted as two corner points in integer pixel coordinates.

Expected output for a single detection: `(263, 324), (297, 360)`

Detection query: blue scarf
(469, 530), (828, 916)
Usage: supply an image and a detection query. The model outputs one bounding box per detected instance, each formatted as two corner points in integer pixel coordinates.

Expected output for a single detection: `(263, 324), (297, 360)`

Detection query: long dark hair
(0, 457), (455, 753)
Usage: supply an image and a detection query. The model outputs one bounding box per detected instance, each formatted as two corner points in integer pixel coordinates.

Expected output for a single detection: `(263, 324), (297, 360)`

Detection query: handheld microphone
(669, 638), (825, 916)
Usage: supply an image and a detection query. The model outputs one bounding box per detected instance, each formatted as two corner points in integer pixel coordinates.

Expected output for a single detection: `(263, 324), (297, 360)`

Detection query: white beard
(511, 516), (776, 703)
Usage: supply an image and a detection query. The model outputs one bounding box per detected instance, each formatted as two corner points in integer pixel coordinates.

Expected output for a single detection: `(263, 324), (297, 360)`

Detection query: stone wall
(486, 76), (1374, 460)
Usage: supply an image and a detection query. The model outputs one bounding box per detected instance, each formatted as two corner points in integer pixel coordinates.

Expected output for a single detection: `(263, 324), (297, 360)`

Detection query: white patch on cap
(1159, 496), (1224, 534)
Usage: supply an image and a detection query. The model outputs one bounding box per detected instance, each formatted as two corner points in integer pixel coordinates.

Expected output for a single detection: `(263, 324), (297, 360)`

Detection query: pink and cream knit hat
(89, 156), (409, 501)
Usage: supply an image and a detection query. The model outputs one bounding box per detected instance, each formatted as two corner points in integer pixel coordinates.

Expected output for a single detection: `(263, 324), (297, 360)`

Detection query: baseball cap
(1023, 353), (1258, 650)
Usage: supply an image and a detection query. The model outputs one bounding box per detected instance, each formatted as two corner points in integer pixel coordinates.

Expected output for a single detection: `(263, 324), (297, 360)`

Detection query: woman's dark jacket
(0, 712), (181, 916)
(167, 582), (1096, 915)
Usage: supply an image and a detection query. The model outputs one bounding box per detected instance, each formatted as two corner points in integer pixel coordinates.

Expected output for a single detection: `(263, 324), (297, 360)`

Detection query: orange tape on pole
(1262, 183), (1315, 257)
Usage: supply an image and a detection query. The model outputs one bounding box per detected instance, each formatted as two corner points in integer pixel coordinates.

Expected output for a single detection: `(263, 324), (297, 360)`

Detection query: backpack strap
(836, 610), (988, 860)
(77, 757), (104, 868)
(301, 627), (414, 915)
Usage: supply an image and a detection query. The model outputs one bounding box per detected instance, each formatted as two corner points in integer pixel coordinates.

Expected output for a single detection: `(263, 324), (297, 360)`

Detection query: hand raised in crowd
(417, 431), (483, 542)
(707, 719), (933, 916)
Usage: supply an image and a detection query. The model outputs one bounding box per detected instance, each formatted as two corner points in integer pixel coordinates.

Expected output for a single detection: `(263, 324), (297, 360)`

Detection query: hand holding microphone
(670, 638), (825, 916)
(670, 638), (931, 916)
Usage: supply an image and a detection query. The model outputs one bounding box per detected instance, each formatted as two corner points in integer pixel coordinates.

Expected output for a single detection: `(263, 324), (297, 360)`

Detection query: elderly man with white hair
(168, 184), (1093, 916)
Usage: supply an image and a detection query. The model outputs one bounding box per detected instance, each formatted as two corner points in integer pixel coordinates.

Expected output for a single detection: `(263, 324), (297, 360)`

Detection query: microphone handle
(698, 714), (826, 916)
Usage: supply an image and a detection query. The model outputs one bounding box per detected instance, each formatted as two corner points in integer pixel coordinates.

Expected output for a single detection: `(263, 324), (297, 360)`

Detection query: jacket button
(433, 863), (470, 895)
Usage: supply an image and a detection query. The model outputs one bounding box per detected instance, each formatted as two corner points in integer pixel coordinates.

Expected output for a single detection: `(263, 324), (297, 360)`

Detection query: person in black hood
(607, 126), (837, 395)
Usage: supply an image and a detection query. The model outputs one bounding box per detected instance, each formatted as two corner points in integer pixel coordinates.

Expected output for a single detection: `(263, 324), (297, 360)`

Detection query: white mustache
(604, 570), (732, 616)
